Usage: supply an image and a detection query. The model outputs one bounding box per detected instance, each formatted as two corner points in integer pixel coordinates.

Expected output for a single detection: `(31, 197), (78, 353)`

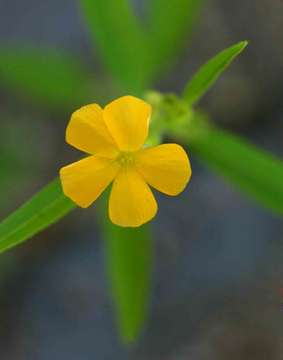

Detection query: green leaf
(105, 224), (152, 344)
(148, 0), (204, 78)
(0, 120), (39, 210)
(0, 179), (75, 253)
(80, 0), (150, 94)
(189, 127), (283, 215)
(0, 46), (93, 109)
(183, 41), (248, 106)
(99, 196), (152, 343)
(0, 173), (152, 341)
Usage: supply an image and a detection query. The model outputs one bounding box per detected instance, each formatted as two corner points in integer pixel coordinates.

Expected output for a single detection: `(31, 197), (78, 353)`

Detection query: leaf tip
(238, 40), (249, 50)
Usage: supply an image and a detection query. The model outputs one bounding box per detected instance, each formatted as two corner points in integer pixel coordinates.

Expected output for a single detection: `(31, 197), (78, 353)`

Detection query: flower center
(117, 152), (135, 167)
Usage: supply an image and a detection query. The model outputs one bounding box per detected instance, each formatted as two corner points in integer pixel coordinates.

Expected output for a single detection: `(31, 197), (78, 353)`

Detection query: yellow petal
(60, 156), (119, 208)
(136, 144), (191, 196)
(66, 104), (118, 157)
(109, 168), (157, 227)
(104, 95), (151, 151)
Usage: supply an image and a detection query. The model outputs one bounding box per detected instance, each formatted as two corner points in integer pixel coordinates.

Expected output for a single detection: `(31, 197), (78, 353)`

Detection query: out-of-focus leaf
(0, 172), (152, 342)
(149, 0), (204, 77)
(0, 179), (75, 253)
(80, 0), (150, 94)
(0, 47), (93, 109)
(188, 126), (283, 215)
(80, 0), (154, 344)
(183, 41), (248, 106)
(0, 121), (39, 210)
(100, 197), (152, 343)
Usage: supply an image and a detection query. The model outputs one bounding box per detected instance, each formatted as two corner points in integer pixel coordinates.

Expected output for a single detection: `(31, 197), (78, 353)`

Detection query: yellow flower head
(60, 96), (191, 227)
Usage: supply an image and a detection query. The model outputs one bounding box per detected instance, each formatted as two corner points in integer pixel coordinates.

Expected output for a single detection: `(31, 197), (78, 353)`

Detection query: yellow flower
(60, 96), (191, 227)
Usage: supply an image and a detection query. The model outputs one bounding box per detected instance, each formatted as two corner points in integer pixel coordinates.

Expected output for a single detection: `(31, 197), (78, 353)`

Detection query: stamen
(117, 152), (135, 166)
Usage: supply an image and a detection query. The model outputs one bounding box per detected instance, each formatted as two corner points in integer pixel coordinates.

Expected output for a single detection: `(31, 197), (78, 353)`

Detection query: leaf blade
(183, 41), (248, 106)
(0, 46), (93, 109)
(0, 179), (75, 253)
(98, 191), (152, 343)
(80, 0), (150, 94)
(149, 0), (204, 77)
(103, 221), (152, 343)
(189, 127), (283, 215)
(0, 175), (153, 341)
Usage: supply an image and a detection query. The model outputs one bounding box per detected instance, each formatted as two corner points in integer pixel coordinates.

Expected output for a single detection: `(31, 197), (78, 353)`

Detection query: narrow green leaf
(0, 120), (39, 210)
(183, 41), (248, 106)
(188, 127), (283, 215)
(105, 224), (152, 343)
(99, 195), (152, 343)
(0, 174), (153, 340)
(148, 0), (204, 77)
(80, 0), (150, 94)
(0, 47), (93, 109)
(0, 171), (152, 343)
(0, 179), (75, 253)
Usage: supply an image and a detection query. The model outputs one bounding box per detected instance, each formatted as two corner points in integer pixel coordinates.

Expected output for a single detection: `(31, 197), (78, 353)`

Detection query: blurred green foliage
(0, 0), (282, 344)
(81, 0), (149, 94)
(0, 121), (38, 203)
(103, 217), (152, 343)
(189, 127), (283, 214)
(0, 47), (94, 109)
(148, 0), (204, 78)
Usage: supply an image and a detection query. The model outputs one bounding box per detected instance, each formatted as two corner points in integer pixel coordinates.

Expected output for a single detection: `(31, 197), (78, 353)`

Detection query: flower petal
(60, 156), (119, 208)
(104, 95), (151, 151)
(136, 144), (191, 195)
(66, 104), (118, 157)
(109, 168), (157, 227)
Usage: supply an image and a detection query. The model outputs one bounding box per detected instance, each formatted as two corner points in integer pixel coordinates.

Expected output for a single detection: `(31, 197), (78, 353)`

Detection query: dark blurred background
(0, 0), (283, 359)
